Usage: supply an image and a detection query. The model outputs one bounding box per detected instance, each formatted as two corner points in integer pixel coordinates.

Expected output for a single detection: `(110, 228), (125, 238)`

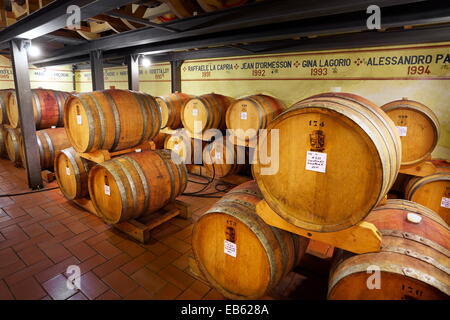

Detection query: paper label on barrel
(65, 167), (70, 176)
(441, 197), (450, 208)
(240, 112), (247, 120)
(396, 126), (407, 137)
(224, 240), (237, 258)
(135, 149), (141, 153)
(104, 185), (110, 196)
(192, 108), (198, 117)
(215, 151), (221, 159)
(305, 151), (327, 173)
(76, 115), (82, 125)
(174, 144), (180, 151)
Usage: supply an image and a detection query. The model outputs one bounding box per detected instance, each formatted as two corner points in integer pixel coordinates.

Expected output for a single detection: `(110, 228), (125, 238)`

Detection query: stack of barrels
(56, 89), (187, 225)
(0, 88), (71, 170)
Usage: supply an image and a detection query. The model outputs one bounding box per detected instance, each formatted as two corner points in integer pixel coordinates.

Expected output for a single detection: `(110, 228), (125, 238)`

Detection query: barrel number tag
(240, 112), (248, 120)
(224, 225), (237, 258)
(306, 151), (327, 173)
(192, 108), (198, 117)
(104, 175), (110, 196)
(396, 126), (408, 137)
(216, 151), (221, 160)
(401, 284), (423, 299)
(441, 197), (450, 208)
(65, 166), (71, 176)
(76, 115), (82, 125)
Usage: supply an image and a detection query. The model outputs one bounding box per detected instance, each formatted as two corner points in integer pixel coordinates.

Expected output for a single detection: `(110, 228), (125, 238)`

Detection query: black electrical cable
(182, 161), (216, 196)
(0, 186), (59, 198)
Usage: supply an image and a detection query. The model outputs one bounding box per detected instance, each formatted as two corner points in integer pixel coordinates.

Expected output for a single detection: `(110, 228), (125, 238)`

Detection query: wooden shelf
(256, 199), (381, 254)
(399, 160), (437, 177)
(78, 140), (155, 164)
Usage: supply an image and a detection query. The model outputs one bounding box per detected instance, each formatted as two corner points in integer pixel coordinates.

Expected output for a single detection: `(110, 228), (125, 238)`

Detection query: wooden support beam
(10, 39), (43, 189)
(170, 60), (182, 93)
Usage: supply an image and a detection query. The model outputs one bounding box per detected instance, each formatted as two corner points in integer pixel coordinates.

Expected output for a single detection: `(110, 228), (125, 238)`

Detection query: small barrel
(150, 132), (169, 149)
(88, 150), (187, 224)
(405, 173), (450, 225)
(0, 125), (7, 158)
(192, 180), (309, 300)
(55, 147), (92, 200)
(64, 89), (161, 153)
(203, 137), (245, 178)
(20, 128), (71, 171)
(156, 92), (192, 129)
(181, 93), (234, 135)
(0, 89), (13, 125)
(253, 92), (401, 232)
(5, 127), (21, 165)
(164, 134), (205, 164)
(328, 199), (450, 300)
(226, 94), (284, 143)
(381, 98), (440, 166)
(7, 89), (69, 129)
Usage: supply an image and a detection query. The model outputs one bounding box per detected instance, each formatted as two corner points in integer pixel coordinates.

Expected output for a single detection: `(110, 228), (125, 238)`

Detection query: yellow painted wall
(180, 42), (450, 159)
(74, 63), (171, 95)
(0, 55), (74, 91)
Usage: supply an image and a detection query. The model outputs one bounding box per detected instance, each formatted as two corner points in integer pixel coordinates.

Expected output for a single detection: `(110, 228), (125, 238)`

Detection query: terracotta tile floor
(0, 158), (227, 300)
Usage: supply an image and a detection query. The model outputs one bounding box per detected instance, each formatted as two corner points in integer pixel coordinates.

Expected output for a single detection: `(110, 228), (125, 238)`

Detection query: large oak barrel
(253, 92), (401, 232)
(88, 150), (187, 224)
(0, 125), (7, 158)
(19, 127), (71, 171)
(203, 137), (245, 177)
(4, 127), (21, 165)
(0, 89), (13, 125)
(156, 92), (192, 129)
(405, 173), (450, 225)
(64, 89), (161, 153)
(164, 134), (205, 164)
(226, 94), (284, 144)
(328, 199), (449, 300)
(181, 93), (234, 135)
(55, 147), (92, 200)
(192, 180), (309, 299)
(381, 98), (440, 166)
(7, 89), (69, 129)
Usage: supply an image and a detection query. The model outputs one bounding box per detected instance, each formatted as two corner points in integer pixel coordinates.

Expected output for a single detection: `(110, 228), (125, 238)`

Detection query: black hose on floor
(0, 186), (59, 198)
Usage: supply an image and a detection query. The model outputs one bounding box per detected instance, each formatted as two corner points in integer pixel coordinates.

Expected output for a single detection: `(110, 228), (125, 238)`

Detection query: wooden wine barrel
(192, 180), (309, 299)
(203, 137), (245, 177)
(7, 89), (69, 129)
(164, 134), (204, 164)
(197, 0), (258, 12)
(226, 94), (284, 143)
(328, 199), (449, 300)
(64, 89), (161, 153)
(18, 128), (71, 171)
(381, 98), (440, 166)
(0, 89), (13, 125)
(253, 92), (401, 232)
(156, 93), (192, 129)
(405, 173), (450, 225)
(55, 147), (92, 200)
(0, 125), (7, 158)
(181, 93), (234, 135)
(88, 150), (187, 224)
(4, 127), (21, 165)
(150, 132), (169, 149)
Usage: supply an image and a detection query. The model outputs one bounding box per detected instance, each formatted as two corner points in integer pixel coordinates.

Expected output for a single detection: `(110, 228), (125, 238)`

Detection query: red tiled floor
(130, 268), (167, 295)
(95, 289), (121, 300)
(152, 283), (183, 300)
(79, 272), (109, 300)
(123, 286), (153, 300)
(102, 270), (138, 298)
(9, 277), (47, 300)
(93, 253), (132, 278)
(41, 244), (72, 263)
(0, 280), (14, 300)
(17, 245), (47, 266)
(158, 265), (196, 291)
(42, 274), (78, 300)
(67, 292), (88, 300)
(66, 241), (97, 262)
(120, 251), (156, 276)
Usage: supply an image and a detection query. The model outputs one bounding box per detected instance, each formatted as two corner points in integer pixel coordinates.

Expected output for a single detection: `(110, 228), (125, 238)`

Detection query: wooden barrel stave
(328, 200), (450, 299)
(0, 125), (7, 158)
(192, 180), (308, 299)
(203, 137), (245, 177)
(88, 150), (187, 224)
(0, 89), (13, 125)
(226, 94), (284, 143)
(381, 98), (440, 166)
(253, 92), (401, 232)
(64, 89), (161, 153)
